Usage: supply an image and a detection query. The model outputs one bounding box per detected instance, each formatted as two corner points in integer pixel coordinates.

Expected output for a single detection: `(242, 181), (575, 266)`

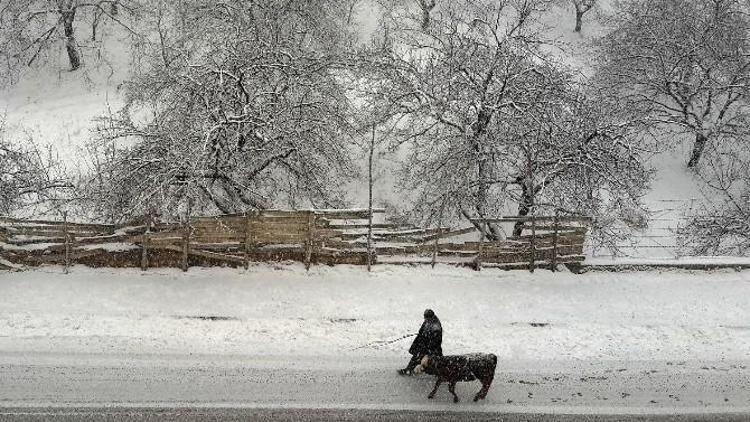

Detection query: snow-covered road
(1, 352), (749, 414)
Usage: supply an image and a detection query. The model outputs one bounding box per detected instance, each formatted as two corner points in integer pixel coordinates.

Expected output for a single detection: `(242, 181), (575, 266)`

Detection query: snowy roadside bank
(1, 264), (749, 361)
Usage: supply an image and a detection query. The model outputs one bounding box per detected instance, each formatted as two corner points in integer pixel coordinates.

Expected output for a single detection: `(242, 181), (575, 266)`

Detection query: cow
(414, 353), (497, 403)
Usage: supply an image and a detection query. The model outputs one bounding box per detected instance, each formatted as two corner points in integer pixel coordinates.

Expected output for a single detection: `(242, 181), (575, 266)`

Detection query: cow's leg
(448, 381), (459, 403)
(483, 374), (495, 399)
(474, 374), (494, 401)
(428, 378), (442, 399)
(474, 382), (487, 402)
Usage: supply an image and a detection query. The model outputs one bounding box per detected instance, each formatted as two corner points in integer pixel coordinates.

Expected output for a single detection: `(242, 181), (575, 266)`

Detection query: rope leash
(350, 332), (417, 351)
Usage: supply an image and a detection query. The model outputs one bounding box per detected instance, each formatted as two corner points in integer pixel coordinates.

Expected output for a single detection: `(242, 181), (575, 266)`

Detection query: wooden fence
(0, 211), (590, 271)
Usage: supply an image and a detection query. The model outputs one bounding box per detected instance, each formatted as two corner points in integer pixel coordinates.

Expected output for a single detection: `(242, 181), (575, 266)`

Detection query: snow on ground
(1, 264), (749, 362)
(583, 148), (712, 260)
(585, 256), (750, 266)
(0, 30), (130, 178)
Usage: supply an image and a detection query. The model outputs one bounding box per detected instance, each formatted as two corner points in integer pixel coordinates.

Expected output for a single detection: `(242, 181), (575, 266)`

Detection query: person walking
(398, 309), (442, 375)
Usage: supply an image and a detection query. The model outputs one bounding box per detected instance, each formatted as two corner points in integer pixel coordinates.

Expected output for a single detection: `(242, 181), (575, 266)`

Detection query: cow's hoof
(473, 396), (479, 402)
(453, 397), (460, 403)
(428, 394), (435, 399)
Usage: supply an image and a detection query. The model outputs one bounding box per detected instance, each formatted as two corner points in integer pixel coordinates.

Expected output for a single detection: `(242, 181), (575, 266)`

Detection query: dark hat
(424, 309), (435, 319)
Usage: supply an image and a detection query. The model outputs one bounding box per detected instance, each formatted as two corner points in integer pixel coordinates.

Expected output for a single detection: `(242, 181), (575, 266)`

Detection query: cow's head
(414, 355), (431, 374)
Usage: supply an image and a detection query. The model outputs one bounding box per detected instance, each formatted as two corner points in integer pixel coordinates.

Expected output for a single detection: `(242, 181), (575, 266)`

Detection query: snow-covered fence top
(0, 216), (115, 244)
(0, 211), (590, 271)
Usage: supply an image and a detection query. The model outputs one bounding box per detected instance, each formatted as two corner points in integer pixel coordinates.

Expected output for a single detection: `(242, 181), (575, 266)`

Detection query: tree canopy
(90, 0), (360, 219)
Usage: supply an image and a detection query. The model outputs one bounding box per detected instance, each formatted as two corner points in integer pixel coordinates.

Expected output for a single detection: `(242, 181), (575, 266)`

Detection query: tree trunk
(476, 154), (503, 241)
(574, 9), (584, 32)
(420, 8), (429, 29)
(418, 0), (435, 30)
(477, 155), (489, 220)
(61, 9), (81, 70)
(687, 133), (708, 168)
(513, 179), (533, 237)
(92, 10), (101, 41)
(471, 108), (501, 241)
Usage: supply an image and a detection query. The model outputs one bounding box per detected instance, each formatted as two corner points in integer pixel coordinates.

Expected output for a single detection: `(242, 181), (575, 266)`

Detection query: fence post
(244, 212), (252, 270)
(432, 198), (446, 269)
(304, 211), (314, 271)
(63, 211), (70, 274)
(366, 206), (373, 272)
(475, 221), (484, 271)
(431, 227), (441, 269)
(551, 211), (559, 272)
(140, 212), (151, 271)
(181, 215), (190, 272)
(529, 214), (536, 273)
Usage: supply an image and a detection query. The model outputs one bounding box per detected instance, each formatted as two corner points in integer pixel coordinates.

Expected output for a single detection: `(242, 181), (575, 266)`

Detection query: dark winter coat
(409, 316), (443, 356)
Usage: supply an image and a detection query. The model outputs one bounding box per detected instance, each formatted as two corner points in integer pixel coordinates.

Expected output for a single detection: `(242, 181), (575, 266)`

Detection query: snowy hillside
(0, 0), (717, 260)
(0, 37), (128, 166)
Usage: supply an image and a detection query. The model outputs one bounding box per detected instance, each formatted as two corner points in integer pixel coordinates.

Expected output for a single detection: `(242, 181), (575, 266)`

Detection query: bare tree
(677, 140), (750, 255)
(0, 0), (137, 79)
(504, 94), (651, 237)
(365, 0), (651, 240)
(595, 0), (750, 168)
(89, 0), (359, 220)
(571, 0), (595, 32)
(0, 118), (70, 214)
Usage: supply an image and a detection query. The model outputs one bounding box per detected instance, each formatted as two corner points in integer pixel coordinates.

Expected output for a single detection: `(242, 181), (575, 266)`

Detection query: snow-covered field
(1, 265), (749, 361)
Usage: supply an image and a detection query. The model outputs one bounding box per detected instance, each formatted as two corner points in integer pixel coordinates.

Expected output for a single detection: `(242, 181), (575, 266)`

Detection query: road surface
(1, 352), (748, 420)
(2, 407), (750, 421)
